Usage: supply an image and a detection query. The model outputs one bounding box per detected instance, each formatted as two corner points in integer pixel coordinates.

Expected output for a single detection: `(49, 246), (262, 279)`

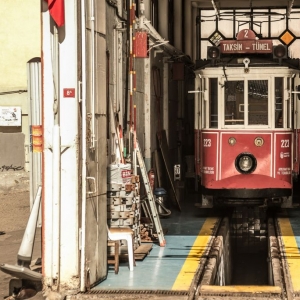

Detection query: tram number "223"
(281, 139), (289, 148)
(203, 139), (211, 147)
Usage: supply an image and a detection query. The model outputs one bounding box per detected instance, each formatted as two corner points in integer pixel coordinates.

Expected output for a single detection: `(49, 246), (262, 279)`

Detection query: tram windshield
(206, 76), (288, 129)
(224, 80), (268, 126)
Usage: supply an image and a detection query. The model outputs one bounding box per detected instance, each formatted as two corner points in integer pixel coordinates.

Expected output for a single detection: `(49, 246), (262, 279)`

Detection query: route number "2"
(204, 139), (211, 147)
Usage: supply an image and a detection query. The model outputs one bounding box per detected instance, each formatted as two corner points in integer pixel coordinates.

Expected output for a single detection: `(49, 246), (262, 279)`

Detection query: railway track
(194, 211), (295, 300)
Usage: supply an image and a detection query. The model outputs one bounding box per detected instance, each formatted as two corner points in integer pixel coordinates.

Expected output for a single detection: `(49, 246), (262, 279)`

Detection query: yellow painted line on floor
(172, 217), (219, 291)
(278, 216), (300, 292)
(200, 285), (281, 294)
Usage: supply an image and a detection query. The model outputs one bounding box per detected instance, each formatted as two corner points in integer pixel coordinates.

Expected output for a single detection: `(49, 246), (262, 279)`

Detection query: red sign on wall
(63, 88), (75, 98)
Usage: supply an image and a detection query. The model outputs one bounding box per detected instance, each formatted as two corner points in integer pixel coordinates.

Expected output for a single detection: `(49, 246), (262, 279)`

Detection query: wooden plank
(134, 243), (153, 260)
(154, 150), (165, 188)
(157, 130), (181, 211)
(118, 243), (153, 261)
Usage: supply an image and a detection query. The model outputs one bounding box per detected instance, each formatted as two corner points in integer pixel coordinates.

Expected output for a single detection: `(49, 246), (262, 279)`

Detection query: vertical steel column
(192, 7), (198, 62)
(80, 0), (87, 292)
(184, 1), (192, 57)
(129, 0), (135, 129)
(27, 59), (42, 227)
(174, 0), (182, 50)
(158, 0), (168, 40)
(90, 0), (95, 149)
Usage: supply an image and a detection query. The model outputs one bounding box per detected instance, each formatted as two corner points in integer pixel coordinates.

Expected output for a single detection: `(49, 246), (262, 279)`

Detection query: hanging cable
(152, 66), (162, 141)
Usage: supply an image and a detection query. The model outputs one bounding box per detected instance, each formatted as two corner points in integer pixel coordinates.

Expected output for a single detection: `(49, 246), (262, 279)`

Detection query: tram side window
(248, 80), (268, 125)
(224, 81), (244, 125)
(209, 78), (218, 128)
(275, 77), (283, 128)
(287, 78), (291, 129)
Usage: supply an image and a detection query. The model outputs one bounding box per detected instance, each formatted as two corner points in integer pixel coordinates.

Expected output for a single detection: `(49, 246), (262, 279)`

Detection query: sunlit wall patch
(235, 153), (257, 174)
(254, 137), (264, 147)
(228, 137), (236, 146)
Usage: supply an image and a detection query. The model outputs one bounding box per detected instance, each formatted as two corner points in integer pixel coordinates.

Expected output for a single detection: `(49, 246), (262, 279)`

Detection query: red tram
(194, 29), (300, 207)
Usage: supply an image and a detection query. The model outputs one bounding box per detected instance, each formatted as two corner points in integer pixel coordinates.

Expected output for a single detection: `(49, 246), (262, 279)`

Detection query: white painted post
(42, 0), (79, 290)
(58, 0), (79, 287)
(41, 0), (54, 286)
(52, 124), (60, 281)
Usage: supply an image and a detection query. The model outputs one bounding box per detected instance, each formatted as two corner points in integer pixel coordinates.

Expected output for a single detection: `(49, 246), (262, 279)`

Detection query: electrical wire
(0, 90), (27, 95)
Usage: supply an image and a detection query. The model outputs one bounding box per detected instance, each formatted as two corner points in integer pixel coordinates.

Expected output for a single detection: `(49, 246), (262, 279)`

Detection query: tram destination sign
(220, 40), (273, 54)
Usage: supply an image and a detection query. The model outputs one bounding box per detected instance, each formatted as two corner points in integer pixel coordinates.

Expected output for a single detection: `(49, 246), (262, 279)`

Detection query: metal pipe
(90, 0), (95, 149)
(128, 0), (133, 157)
(158, 0), (168, 40)
(192, 7), (198, 61)
(174, 0), (182, 50)
(80, 0), (87, 291)
(288, 0), (294, 16)
(140, 15), (190, 63)
(17, 186), (42, 267)
(184, 0), (192, 57)
(211, 0), (220, 18)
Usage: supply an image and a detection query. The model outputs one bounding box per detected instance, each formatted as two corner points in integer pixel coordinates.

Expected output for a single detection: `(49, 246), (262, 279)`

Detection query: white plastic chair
(107, 225), (135, 271)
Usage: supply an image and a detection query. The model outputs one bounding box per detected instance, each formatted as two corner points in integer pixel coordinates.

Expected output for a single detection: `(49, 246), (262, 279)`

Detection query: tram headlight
(235, 153), (257, 174)
(273, 44), (287, 59)
(207, 46), (220, 59)
(228, 137), (236, 146)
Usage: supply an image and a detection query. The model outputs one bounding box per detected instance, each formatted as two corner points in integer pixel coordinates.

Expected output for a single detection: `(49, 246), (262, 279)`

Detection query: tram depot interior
(6, 0), (300, 299)
(97, 0), (300, 297)
(95, 1), (300, 297)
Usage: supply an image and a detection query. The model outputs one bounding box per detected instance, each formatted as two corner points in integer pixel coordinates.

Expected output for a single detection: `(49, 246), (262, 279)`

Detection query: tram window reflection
(224, 80), (244, 125)
(209, 78), (218, 128)
(275, 78), (283, 128)
(248, 80), (268, 125)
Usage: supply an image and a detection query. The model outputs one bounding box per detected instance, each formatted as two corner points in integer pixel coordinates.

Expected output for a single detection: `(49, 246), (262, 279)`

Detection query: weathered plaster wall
(0, 0), (41, 171)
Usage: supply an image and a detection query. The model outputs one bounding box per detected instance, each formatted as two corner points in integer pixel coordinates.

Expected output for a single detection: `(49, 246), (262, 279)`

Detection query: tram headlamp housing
(254, 137), (264, 147)
(228, 137), (236, 146)
(235, 153), (257, 174)
(273, 44), (287, 59)
(207, 46), (220, 59)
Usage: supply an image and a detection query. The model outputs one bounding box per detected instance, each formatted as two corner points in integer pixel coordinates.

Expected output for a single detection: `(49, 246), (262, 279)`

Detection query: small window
(224, 81), (244, 125)
(209, 78), (218, 128)
(287, 78), (291, 128)
(275, 78), (283, 128)
(248, 80), (268, 125)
